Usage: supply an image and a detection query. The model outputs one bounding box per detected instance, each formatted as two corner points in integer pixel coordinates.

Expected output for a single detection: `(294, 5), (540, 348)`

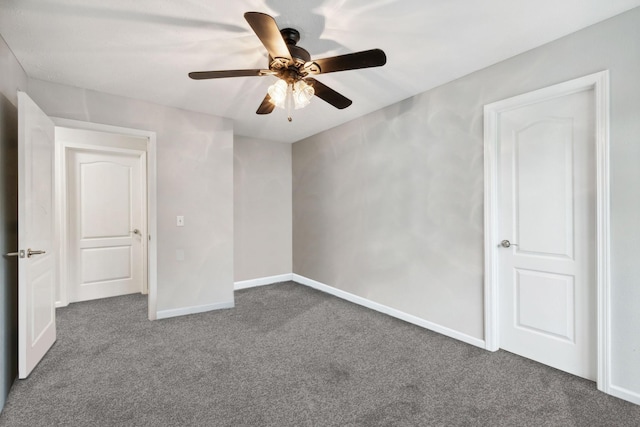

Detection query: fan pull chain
(286, 83), (294, 122)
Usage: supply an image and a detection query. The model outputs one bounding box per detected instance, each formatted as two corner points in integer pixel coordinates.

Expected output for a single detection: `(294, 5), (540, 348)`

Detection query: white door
(17, 92), (56, 378)
(497, 89), (596, 380)
(67, 148), (146, 302)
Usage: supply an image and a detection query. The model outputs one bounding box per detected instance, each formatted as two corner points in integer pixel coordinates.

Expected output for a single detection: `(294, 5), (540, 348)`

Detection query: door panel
(498, 89), (596, 380)
(30, 260), (55, 341)
(68, 149), (145, 302)
(81, 162), (131, 237)
(515, 119), (574, 258)
(515, 269), (574, 341)
(17, 91), (56, 379)
(81, 246), (132, 283)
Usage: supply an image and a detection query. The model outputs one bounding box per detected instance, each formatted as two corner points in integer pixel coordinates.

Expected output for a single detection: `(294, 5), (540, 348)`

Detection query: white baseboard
(608, 384), (640, 406)
(234, 273), (294, 290)
(156, 300), (234, 320)
(292, 274), (486, 349)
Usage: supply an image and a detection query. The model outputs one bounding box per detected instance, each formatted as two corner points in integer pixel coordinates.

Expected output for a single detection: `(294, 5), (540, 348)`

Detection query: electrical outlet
(177, 215), (184, 226)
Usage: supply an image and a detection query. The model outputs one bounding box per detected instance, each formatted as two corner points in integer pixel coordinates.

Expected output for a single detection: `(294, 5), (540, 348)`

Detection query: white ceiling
(1, 0), (639, 143)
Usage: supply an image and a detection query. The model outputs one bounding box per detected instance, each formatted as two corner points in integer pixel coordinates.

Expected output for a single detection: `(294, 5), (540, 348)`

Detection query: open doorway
(53, 119), (158, 320)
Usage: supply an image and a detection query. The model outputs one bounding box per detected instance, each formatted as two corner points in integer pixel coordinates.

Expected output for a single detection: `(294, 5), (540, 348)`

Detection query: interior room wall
(234, 136), (292, 282)
(27, 79), (235, 316)
(292, 7), (640, 399)
(0, 34), (27, 413)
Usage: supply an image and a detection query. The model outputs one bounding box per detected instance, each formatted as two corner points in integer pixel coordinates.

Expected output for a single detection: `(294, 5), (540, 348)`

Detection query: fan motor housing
(278, 28), (311, 66)
(288, 45), (311, 64)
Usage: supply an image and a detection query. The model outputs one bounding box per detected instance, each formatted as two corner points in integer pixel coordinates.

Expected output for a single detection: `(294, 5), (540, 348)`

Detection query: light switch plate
(177, 215), (184, 226)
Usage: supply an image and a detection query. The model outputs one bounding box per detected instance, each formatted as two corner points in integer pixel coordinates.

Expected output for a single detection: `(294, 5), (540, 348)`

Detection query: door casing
(53, 118), (158, 320)
(483, 71), (610, 392)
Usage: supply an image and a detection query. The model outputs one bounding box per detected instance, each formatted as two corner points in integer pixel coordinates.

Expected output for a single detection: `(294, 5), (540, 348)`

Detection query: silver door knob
(500, 240), (518, 248)
(131, 229), (140, 235)
(27, 248), (46, 258)
(4, 250), (25, 258)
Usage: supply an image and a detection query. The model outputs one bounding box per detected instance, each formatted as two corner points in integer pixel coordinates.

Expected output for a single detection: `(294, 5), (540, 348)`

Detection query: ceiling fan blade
(256, 94), (276, 115)
(244, 12), (293, 64)
(189, 69), (271, 80)
(305, 49), (386, 75)
(306, 78), (352, 109)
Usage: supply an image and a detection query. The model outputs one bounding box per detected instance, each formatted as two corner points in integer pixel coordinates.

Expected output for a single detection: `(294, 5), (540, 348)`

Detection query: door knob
(26, 248), (46, 258)
(500, 240), (518, 248)
(4, 250), (25, 258)
(131, 229), (140, 235)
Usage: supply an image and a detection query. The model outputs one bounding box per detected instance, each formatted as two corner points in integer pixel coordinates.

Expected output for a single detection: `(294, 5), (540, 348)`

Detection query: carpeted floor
(0, 281), (639, 426)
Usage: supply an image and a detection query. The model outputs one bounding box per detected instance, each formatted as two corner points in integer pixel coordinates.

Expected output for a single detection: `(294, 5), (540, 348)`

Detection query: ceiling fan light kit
(267, 79), (315, 122)
(188, 12), (387, 122)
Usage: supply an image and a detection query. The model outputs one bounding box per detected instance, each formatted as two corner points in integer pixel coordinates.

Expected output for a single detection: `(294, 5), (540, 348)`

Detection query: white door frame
(483, 71), (611, 392)
(52, 118), (158, 321)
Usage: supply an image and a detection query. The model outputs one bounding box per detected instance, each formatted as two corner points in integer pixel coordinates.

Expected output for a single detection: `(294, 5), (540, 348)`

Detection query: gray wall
(293, 8), (640, 396)
(0, 35), (27, 413)
(234, 136), (292, 282)
(27, 79), (235, 315)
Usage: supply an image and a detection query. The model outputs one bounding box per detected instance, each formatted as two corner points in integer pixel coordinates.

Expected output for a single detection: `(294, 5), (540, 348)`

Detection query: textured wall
(234, 137), (292, 282)
(293, 94), (485, 340)
(0, 34), (28, 413)
(293, 8), (640, 396)
(27, 79), (235, 315)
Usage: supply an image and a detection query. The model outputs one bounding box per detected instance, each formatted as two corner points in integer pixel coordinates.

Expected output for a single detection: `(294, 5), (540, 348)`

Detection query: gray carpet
(0, 281), (638, 426)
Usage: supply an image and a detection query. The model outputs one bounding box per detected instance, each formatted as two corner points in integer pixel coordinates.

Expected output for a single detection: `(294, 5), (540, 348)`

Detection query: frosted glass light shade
(267, 79), (288, 109)
(268, 79), (315, 110)
(293, 80), (314, 109)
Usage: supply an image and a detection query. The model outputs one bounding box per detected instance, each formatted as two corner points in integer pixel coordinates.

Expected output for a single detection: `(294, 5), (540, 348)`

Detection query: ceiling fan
(189, 12), (387, 121)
